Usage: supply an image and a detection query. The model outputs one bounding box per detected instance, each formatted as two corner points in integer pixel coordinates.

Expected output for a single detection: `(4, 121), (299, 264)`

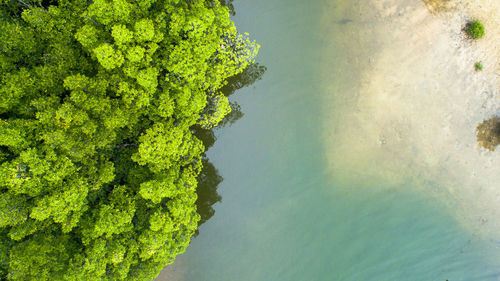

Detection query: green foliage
(465, 20), (485, 39)
(94, 43), (125, 70)
(474, 61), (483, 71)
(0, 0), (259, 280)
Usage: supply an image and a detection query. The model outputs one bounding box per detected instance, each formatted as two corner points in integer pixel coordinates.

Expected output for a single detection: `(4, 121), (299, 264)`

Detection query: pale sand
(321, 0), (500, 238)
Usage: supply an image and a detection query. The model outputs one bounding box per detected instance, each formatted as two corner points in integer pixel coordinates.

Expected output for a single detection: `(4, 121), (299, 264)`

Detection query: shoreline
(322, 0), (500, 238)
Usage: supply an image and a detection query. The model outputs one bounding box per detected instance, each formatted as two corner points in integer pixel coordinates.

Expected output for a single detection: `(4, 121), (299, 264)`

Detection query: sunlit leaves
(126, 45), (146, 63)
(139, 172), (179, 204)
(75, 24), (99, 50)
(0, 193), (29, 228)
(87, 0), (132, 26)
(134, 18), (155, 42)
(136, 67), (159, 92)
(112, 24), (134, 45)
(94, 43), (125, 70)
(0, 69), (34, 113)
(154, 92), (175, 118)
(82, 186), (135, 241)
(198, 94), (231, 129)
(0, 120), (31, 152)
(8, 234), (75, 280)
(132, 122), (204, 173)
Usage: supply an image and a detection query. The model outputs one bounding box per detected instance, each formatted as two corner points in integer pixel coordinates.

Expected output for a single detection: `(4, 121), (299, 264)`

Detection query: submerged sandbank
(321, 0), (500, 237)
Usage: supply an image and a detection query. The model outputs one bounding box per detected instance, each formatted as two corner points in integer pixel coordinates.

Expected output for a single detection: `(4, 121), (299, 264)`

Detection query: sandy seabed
(321, 0), (500, 238)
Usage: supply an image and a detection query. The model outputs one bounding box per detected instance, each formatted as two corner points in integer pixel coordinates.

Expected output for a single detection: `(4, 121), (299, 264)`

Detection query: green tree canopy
(0, 0), (258, 280)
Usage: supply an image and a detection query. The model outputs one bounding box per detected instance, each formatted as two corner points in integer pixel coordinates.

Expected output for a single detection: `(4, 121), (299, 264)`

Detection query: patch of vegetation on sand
(476, 117), (500, 151)
(474, 61), (483, 71)
(465, 20), (485, 39)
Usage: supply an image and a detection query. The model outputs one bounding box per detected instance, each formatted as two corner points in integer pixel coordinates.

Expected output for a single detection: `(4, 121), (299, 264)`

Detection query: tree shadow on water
(221, 63), (267, 98)
(194, 63), (266, 234)
(194, 159), (223, 235)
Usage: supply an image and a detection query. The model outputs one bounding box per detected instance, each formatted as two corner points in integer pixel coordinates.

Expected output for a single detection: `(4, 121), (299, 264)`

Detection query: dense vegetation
(465, 20), (485, 39)
(0, 0), (258, 280)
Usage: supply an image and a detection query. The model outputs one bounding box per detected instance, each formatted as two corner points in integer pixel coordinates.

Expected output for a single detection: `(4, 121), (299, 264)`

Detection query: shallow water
(158, 0), (500, 280)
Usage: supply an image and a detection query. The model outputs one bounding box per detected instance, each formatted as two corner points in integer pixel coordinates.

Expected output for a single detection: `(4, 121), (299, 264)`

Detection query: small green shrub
(474, 61), (483, 71)
(465, 20), (485, 39)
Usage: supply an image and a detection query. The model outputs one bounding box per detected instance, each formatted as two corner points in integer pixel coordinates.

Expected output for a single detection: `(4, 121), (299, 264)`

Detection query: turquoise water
(158, 0), (500, 280)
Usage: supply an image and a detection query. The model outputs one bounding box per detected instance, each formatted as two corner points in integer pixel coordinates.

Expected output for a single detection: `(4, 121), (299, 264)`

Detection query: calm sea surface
(158, 0), (500, 280)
